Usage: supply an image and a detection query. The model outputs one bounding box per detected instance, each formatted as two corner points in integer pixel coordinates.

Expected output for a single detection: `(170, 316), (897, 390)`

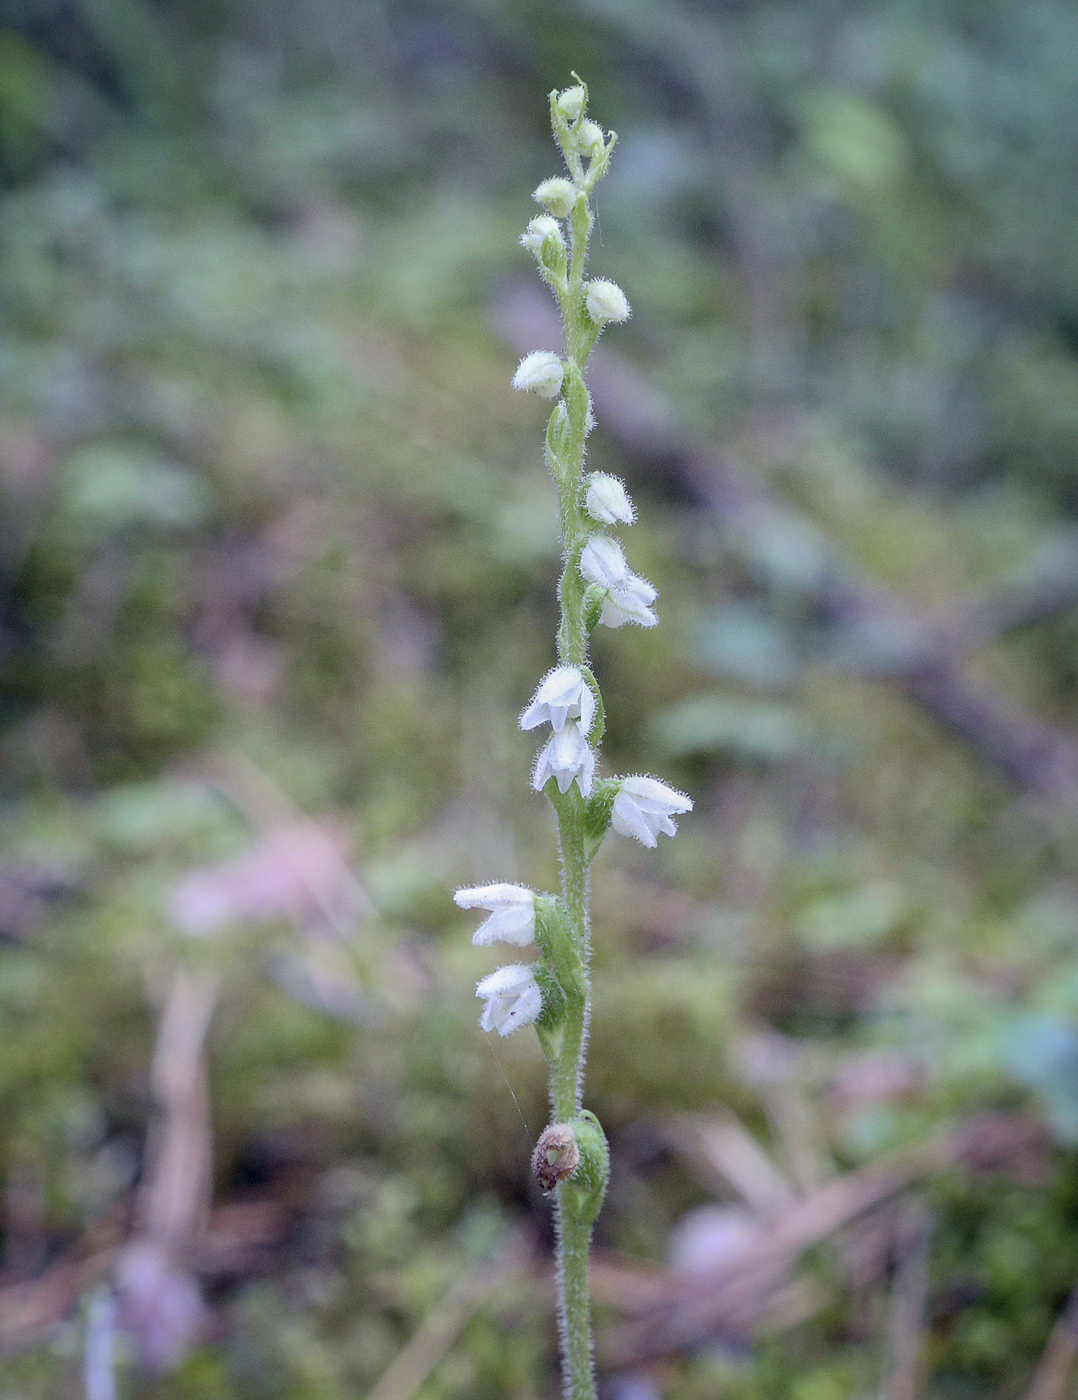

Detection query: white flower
(520, 215), (564, 256)
(579, 535), (658, 627)
(512, 351), (564, 398)
(585, 279), (631, 326)
(585, 473), (635, 526)
(556, 85), (587, 123)
(532, 721), (595, 797)
(454, 883), (536, 947)
(532, 177), (576, 218)
(520, 666), (596, 735)
(476, 963), (543, 1036)
(580, 534), (631, 589)
(600, 574), (658, 628)
(611, 775), (693, 848)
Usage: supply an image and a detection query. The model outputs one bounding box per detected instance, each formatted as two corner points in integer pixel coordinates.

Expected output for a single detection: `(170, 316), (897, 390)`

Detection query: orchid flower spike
(455, 883), (536, 946)
(476, 963), (543, 1036)
(521, 666), (596, 734)
(532, 721), (595, 797)
(611, 775), (693, 847)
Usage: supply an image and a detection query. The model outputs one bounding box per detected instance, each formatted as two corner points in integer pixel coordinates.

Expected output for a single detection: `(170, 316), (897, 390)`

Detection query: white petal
(475, 963), (543, 1037)
(512, 351), (564, 398)
(600, 588), (658, 628)
(624, 573), (657, 605)
(577, 743), (596, 797)
(533, 722), (593, 795)
(495, 979), (543, 1035)
(471, 903), (535, 947)
(611, 797), (659, 847)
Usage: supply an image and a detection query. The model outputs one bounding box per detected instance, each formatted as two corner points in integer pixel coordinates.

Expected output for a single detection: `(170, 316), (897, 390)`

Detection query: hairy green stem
(555, 1194), (596, 1400)
(534, 81), (622, 1400)
(549, 201), (597, 1400)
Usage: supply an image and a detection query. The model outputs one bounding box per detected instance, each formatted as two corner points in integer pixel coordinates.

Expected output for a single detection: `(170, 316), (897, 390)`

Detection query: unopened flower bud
(556, 85), (587, 123)
(520, 216), (557, 252)
(585, 473), (635, 525)
(532, 177), (576, 219)
(512, 350), (564, 398)
(585, 279), (631, 327)
(520, 218), (567, 281)
(532, 1123), (580, 1194)
(575, 119), (604, 157)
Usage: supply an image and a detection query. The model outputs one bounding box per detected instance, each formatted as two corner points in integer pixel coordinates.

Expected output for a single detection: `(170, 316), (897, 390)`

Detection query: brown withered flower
(532, 1123), (581, 1194)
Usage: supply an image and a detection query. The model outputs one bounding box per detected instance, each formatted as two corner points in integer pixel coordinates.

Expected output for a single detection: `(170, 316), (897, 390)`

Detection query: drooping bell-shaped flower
(520, 666), (595, 735)
(454, 883), (536, 947)
(532, 721), (595, 797)
(610, 775), (693, 848)
(476, 963), (543, 1036)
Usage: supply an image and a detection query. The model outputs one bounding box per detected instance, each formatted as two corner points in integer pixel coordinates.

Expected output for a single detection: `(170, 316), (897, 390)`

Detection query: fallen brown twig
(600, 1114), (1041, 1366)
(365, 1229), (530, 1400)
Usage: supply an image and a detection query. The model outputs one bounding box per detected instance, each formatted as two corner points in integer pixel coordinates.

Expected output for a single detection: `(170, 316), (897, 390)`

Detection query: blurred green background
(3, 1), (1078, 1396)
